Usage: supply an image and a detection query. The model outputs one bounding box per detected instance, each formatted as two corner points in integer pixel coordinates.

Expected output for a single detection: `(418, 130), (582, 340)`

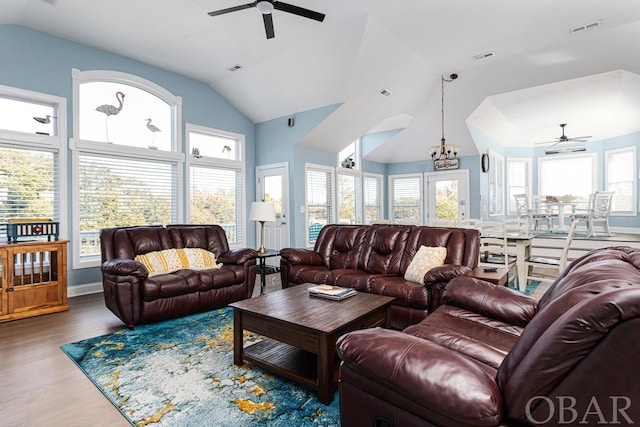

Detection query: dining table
(506, 231), (532, 292)
(541, 201), (578, 232)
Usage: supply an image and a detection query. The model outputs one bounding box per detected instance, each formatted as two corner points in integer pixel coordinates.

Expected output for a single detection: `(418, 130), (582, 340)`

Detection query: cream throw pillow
(404, 246), (447, 285)
(135, 248), (222, 277)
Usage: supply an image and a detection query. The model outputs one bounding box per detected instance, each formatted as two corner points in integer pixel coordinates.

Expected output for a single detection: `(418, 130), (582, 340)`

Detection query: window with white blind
(506, 158), (531, 215)
(306, 164), (334, 245)
(389, 174), (423, 223)
(488, 151), (504, 216)
(72, 69), (182, 267)
(0, 86), (66, 244)
(538, 153), (596, 199)
(337, 169), (362, 224)
(606, 146), (636, 215)
(186, 124), (245, 245)
(363, 173), (383, 224)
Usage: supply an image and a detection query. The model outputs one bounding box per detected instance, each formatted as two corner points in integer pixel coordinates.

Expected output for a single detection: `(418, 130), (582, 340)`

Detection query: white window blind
(488, 152), (504, 216)
(190, 166), (243, 244)
(507, 158), (530, 215)
(390, 175), (422, 222)
(0, 148), (58, 242)
(306, 165), (334, 244)
(364, 174), (382, 224)
(78, 154), (177, 258)
(606, 147), (636, 214)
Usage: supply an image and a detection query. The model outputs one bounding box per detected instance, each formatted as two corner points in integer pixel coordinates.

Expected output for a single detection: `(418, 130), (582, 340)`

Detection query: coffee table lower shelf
(243, 338), (324, 391)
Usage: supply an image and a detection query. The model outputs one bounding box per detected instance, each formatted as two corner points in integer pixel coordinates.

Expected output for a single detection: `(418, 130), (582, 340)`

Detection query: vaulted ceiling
(2, 0), (640, 162)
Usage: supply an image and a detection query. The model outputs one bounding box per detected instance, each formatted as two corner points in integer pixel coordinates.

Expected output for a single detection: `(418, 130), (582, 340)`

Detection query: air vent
(570, 19), (603, 34)
(379, 88), (392, 97)
(472, 51), (496, 61)
(228, 64), (242, 72)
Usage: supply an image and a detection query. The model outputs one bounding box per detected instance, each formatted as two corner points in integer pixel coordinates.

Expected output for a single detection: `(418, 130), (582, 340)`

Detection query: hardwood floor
(0, 274), (282, 427)
(0, 293), (128, 426)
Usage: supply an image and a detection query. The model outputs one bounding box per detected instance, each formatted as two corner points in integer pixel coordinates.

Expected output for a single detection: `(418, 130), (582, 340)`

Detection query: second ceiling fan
(535, 123), (592, 146)
(208, 1), (325, 39)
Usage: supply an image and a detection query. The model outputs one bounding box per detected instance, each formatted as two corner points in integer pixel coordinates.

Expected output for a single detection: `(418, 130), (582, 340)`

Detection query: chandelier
(429, 73), (459, 171)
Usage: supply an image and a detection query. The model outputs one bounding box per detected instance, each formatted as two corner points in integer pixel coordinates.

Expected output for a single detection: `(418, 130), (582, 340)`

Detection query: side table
(465, 266), (509, 287)
(256, 249), (280, 295)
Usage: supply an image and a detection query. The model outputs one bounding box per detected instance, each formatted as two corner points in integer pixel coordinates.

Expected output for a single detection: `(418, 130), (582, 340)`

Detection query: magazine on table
(308, 284), (357, 300)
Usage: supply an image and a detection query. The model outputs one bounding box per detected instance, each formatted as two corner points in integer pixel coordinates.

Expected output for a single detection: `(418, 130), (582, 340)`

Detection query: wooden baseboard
(68, 282), (102, 298)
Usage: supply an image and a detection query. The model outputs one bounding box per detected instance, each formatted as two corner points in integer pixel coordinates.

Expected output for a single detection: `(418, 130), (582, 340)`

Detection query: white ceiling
(3, 0), (640, 162)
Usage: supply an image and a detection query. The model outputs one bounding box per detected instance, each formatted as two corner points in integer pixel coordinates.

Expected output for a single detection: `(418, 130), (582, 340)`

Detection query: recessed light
(379, 88), (392, 97)
(228, 65), (242, 72)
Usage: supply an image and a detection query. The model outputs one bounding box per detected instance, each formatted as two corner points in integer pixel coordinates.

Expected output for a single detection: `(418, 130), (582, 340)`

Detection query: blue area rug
(61, 308), (339, 427)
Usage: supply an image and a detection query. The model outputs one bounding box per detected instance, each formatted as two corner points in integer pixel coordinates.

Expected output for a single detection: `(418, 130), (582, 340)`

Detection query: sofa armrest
(423, 264), (471, 284)
(280, 248), (323, 266)
(337, 328), (503, 425)
(218, 248), (258, 265)
(445, 276), (538, 327)
(101, 258), (148, 278)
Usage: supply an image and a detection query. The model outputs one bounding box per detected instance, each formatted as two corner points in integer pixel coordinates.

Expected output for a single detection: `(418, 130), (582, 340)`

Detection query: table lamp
(249, 201), (276, 253)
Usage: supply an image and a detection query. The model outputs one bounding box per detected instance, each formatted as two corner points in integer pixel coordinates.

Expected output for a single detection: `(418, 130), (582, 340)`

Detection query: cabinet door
(0, 251), (7, 316)
(7, 243), (65, 315)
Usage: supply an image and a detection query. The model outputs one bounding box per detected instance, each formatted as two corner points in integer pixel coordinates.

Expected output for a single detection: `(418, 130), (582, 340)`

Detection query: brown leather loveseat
(337, 246), (640, 426)
(100, 224), (258, 328)
(280, 224), (480, 330)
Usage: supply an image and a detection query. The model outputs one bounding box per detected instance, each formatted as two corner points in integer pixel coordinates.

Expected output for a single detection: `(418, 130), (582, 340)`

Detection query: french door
(256, 163), (290, 265)
(425, 170), (470, 224)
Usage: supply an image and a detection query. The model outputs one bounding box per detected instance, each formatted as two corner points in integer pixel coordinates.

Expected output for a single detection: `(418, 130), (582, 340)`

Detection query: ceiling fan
(535, 123), (592, 146)
(207, 1), (325, 39)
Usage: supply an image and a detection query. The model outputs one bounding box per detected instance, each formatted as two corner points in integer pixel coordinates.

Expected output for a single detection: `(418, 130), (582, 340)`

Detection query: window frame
(488, 150), (505, 217)
(305, 163), (335, 246)
(605, 146), (637, 216)
(506, 157), (531, 215)
(185, 123), (246, 247)
(363, 172), (384, 224)
(70, 69), (183, 269)
(0, 85), (68, 244)
(388, 173), (424, 224)
(336, 167), (362, 224)
(537, 152), (597, 201)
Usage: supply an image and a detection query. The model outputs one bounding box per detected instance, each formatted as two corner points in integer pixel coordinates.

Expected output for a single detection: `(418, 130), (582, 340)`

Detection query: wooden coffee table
(229, 283), (394, 404)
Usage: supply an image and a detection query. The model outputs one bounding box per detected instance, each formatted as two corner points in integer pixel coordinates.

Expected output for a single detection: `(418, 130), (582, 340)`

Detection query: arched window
(71, 69), (183, 268)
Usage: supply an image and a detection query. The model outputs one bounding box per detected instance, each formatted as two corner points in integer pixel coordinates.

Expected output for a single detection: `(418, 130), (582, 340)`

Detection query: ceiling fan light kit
(208, 1), (325, 40)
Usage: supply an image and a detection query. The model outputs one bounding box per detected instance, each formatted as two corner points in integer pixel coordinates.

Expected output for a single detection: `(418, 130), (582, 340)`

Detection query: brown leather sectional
(337, 246), (640, 426)
(280, 224), (480, 330)
(100, 224), (258, 328)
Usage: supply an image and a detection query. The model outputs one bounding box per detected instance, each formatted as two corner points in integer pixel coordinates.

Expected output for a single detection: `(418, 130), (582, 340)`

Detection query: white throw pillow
(404, 246), (447, 285)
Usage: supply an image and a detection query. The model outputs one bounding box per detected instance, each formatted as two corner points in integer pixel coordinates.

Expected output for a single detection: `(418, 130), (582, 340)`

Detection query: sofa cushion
(135, 248), (221, 277)
(197, 268), (239, 290)
(143, 270), (201, 301)
(289, 265), (330, 285)
(364, 276), (430, 310)
(359, 224), (411, 274)
(403, 246), (447, 285)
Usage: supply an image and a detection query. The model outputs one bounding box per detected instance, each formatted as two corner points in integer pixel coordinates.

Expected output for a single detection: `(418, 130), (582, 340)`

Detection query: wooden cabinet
(0, 240), (68, 322)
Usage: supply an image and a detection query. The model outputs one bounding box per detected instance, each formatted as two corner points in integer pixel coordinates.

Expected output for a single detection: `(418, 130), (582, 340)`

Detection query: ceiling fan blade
(263, 13), (275, 39)
(208, 2), (256, 17)
(273, 1), (325, 21)
(534, 139), (561, 146)
(568, 135), (592, 140)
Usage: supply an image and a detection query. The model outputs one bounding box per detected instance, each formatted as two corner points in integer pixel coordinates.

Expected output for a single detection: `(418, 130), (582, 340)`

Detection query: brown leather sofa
(280, 224), (480, 330)
(337, 246), (640, 426)
(100, 224), (258, 328)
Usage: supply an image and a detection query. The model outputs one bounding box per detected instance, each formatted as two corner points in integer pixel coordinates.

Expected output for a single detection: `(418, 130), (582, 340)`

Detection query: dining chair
(430, 218), (458, 227)
(569, 191), (615, 236)
(513, 194), (553, 231)
(458, 218), (482, 229)
(477, 220), (519, 289)
(524, 218), (579, 285)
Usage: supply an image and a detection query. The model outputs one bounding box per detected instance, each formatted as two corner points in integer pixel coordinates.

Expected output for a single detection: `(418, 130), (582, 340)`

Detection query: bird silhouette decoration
(32, 114), (56, 124)
(145, 118), (161, 147)
(95, 91), (125, 142)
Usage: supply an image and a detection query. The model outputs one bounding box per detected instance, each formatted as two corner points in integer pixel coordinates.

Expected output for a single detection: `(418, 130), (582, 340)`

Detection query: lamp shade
(249, 202), (276, 222)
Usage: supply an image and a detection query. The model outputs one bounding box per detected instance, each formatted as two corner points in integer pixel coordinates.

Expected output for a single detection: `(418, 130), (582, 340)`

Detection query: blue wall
(0, 25), (256, 287)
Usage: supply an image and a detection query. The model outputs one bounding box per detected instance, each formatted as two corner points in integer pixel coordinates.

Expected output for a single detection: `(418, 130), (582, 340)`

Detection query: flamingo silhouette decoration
(95, 91), (125, 142)
(145, 118), (161, 146)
